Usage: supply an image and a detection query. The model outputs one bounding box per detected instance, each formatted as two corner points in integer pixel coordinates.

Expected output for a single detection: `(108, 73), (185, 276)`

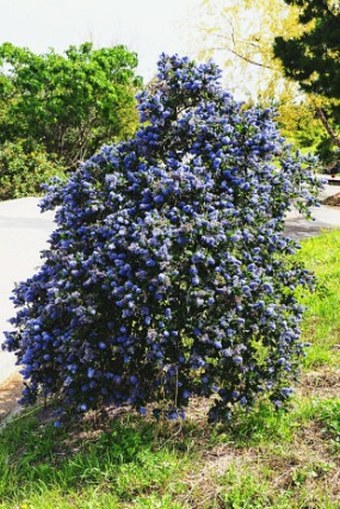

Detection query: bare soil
(0, 372), (22, 421)
(323, 192), (340, 207)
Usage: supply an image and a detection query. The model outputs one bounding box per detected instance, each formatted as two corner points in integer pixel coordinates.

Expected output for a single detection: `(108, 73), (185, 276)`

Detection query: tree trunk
(314, 106), (340, 148)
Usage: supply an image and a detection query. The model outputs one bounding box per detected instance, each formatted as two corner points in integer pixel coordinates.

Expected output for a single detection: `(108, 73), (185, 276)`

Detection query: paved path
(0, 198), (55, 385)
(284, 185), (340, 239)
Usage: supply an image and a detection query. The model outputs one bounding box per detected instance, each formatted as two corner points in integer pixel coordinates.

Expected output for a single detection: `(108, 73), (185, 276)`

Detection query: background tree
(274, 0), (339, 101)
(195, 0), (302, 100)
(0, 42), (142, 172)
(275, 97), (325, 152)
(195, 0), (338, 166)
(0, 140), (64, 200)
(274, 0), (340, 165)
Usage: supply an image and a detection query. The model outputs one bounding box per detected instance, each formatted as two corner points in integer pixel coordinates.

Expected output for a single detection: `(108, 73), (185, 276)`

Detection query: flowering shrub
(3, 54), (322, 423)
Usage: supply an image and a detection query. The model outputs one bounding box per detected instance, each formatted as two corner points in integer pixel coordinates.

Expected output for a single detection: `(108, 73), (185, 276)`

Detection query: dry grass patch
(298, 369), (340, 399)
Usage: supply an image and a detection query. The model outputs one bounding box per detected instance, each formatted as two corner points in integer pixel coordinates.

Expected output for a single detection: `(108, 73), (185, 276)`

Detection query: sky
(0, 0), (198, 82)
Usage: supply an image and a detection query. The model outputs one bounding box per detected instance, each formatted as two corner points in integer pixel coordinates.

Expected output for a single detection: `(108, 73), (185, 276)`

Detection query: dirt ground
(323, 192), (340, 207)
(0, 372), (22, 421)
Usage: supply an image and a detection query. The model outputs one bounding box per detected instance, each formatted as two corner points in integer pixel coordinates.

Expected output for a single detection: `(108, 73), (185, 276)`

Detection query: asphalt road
(285, 185), (340, 239)
(0, 198), (55, 384)
(0, 188), (339, 386)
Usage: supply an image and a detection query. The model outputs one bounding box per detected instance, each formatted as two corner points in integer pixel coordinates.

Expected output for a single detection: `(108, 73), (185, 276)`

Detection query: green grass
(208, 396), (340, 448)
(297, 229), (340, 368)
(0, 412), (192, 508)
(0, 230), (339, 508)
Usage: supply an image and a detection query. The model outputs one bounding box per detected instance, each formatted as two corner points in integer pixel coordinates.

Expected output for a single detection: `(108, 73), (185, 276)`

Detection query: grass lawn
(0, 230), (339, 509)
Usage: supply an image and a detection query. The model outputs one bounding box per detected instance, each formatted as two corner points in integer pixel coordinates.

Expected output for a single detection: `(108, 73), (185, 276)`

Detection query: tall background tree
(274, 0), (340, 166)
(195, 0), (302, 100)
(0, 42), (142, 198)
(195, 0), (338, 167)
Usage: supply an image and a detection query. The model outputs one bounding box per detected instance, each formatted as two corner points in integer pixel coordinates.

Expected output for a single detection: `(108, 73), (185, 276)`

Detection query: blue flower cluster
(2, 54), (322, 423)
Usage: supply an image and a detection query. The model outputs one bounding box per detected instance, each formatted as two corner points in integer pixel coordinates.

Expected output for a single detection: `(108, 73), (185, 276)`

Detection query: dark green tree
(0, 42), (142, 171)
(273, 0), (340, 160)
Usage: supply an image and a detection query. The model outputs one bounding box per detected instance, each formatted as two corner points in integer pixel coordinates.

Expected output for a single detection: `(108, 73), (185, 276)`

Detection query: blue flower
(233, 356), (243, 365)
(87, 368), (95, 379)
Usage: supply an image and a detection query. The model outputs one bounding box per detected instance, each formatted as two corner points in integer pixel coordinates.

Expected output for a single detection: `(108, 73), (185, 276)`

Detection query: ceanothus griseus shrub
(3, 54), (322, 424)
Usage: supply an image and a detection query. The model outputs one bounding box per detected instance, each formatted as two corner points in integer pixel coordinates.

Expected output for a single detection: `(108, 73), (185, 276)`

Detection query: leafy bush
(3, 54), (322, 424)
(0, 141), (65, 200)
(0, 42), (142, 171)
(0, 43), (141, 200)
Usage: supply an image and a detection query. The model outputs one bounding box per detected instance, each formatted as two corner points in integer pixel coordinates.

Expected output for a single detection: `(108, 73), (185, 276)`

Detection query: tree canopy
(196, 0), (339, 166)
(274, 0), (340, 101)
(273, 0), (340, 156)
(0, 42), (142, 171)
(196, 0), (302, 100)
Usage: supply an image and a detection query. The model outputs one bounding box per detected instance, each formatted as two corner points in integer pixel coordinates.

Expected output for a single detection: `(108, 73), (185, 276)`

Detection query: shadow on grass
(0, 394), (338, 507)
(0, 404), (195, 505)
